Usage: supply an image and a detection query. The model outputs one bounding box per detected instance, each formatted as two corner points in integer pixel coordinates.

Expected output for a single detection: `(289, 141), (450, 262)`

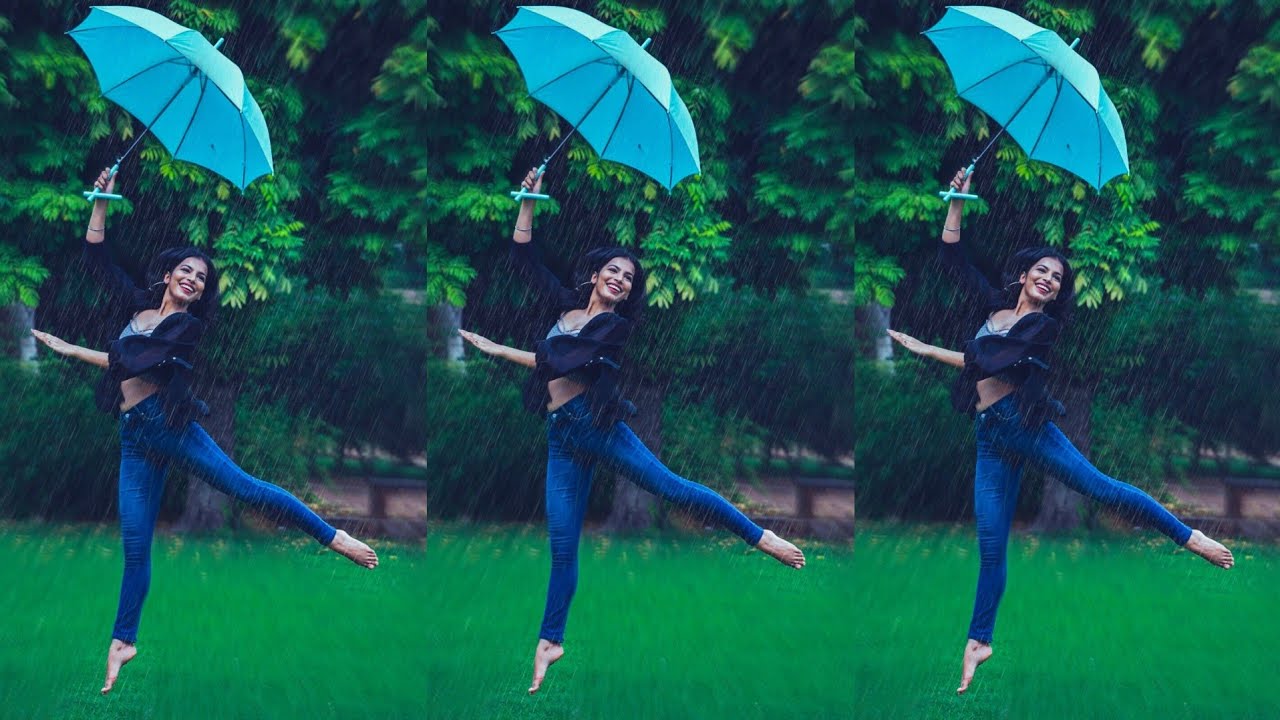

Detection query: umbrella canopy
(923, 5), (1129, 191)
(68, 5), (273, 191)
(495, 5), (700, 192)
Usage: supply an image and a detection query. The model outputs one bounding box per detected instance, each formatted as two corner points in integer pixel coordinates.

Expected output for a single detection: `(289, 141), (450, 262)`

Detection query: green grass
(3, 523), (1276, 719)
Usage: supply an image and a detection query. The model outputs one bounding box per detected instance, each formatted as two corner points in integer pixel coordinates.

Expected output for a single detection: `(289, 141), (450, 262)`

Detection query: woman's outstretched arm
(31, 330), (109, 368)
(458, 329), (536, 368)
(887, 329), (964, 368)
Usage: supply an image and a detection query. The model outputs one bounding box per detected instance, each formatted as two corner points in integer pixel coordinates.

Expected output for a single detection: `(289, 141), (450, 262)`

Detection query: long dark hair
(1001, 246), (1075, 323)
(575, 246), (646, 320)
(145, 246), (220, 321)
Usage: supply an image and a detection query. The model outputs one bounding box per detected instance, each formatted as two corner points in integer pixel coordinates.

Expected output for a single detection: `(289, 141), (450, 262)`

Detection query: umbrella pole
(938, 38), (1082, 203)
(509, 38), (653, 202)
(82, 38), (225, 202)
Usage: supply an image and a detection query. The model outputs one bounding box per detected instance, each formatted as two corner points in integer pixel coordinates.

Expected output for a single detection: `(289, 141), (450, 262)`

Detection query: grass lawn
(1, 523), (1275, 719)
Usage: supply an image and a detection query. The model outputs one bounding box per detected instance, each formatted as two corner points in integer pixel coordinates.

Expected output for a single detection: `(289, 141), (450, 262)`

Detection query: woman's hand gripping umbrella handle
(938, 163), (979, 202)
(510, 162), (551, 201)
(82, 162), (124, 202)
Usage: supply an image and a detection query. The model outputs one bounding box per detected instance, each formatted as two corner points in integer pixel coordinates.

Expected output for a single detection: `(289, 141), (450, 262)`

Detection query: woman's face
(1020, 256), (1064, 304)
(165, 256), (208, 305)
(592, 256), (635, 305)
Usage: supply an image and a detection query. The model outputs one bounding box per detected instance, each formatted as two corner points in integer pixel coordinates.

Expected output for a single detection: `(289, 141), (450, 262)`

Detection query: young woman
(32, 168), (379, 695)
(888, 168), (1234, 695)
(458, 168), (806, 695)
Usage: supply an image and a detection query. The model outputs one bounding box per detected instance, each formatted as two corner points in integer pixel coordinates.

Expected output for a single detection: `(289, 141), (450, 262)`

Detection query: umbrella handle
(509, 162), (551, 202)
(937, 163), (980, 202)
(82, 162), (124, 202)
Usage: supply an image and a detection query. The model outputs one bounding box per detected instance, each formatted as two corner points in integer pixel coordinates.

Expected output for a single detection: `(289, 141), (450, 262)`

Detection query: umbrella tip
(640, 37), (652, 50)
(214, 37), (225, 50)
(1069, 37), (1080, 50)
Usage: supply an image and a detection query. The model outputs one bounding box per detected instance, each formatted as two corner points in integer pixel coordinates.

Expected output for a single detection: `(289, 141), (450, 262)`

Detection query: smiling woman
(29, 167), (380, 697)
(457, 167), (808, 696)
(886, 167), (1236, 696)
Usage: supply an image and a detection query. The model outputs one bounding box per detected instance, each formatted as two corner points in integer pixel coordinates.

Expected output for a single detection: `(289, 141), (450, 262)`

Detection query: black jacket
(84, 240), (209, 427)
(510, 238), (637, 427)
(939, 238), (1066, 425)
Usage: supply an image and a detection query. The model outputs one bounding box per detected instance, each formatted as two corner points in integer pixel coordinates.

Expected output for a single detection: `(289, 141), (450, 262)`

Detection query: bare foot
(101, 639), (137, 695)
(756, 529), (805, 569)
(1183, 529), (1234, 569)
(329, 529), (378, 569)
(528, 639), (565, 694)
(957, 638), (993, 694)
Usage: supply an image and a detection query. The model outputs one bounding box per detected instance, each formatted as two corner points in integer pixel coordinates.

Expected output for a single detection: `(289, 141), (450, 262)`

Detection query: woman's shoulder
(153, 311), (205, 340)
(580, 310), (632, 338)
(1009, 311), (1059, 341)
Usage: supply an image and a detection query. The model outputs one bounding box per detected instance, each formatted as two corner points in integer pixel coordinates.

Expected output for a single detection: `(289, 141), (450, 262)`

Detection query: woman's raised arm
(508, 168), (574, 307)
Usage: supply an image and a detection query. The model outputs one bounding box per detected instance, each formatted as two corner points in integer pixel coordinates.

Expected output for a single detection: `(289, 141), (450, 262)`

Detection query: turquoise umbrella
(68, 5), (273, 201)
(494, 5), (700, 201)
(923, 5), (1129, 201)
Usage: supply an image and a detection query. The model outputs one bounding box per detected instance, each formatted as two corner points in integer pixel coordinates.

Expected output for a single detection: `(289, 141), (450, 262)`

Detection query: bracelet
(943, 225), (961, 232)
(514, 226), (532, 233)
(87, 226), (105, 233)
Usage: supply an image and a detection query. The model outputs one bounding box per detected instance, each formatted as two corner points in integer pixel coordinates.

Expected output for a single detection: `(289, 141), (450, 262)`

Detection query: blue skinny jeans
(539, 396), (765, 643)
(967, 394), (1194, 644)
(112, 395), (337, 643)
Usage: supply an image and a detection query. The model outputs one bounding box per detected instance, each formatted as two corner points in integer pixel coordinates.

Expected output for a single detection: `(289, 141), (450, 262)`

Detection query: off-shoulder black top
(510, 238), (637, 427)
(938, 238), (1066, 425)
(84, 239), (209, 427)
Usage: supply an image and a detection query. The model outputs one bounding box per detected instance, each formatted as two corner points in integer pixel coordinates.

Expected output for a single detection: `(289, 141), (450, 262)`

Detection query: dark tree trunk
(855, 302), (893, 361)
(604, 381), (664, 533)
(175, 376), (239, 533)
(2, 303), (36, 361)
(1030, 381), (1095, 533)
(431, 302), (464, 362)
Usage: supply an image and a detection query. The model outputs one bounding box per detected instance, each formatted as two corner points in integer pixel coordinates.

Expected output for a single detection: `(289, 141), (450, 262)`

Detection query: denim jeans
(538, 396), (765, 643)
(112, 395), (337, 643)
(967, 394), (1194, 644)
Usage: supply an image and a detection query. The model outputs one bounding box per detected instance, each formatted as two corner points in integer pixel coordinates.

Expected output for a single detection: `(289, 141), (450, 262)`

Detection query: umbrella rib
(98, 57), (191, 96)
(171, 73), (208, 158)
(598, 74), (635, 159)
(1026, 73), (1064, 159)
(668, 104), (676, 189)
(954, 56), (1045, 96)
(527, 57), (617, 96)
(242, 111), (248, 189)
(1096, 114), (1103, 189)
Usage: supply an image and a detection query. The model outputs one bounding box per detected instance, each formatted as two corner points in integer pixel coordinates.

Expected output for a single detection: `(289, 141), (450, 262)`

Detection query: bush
(659, 401), (763, 498)
(230, 287), (429, 460)
(425, 359), (546, 521)
(1089, 397), (1189, 500)
(0, 360), (118, 520)
(853, 358), (974, 521)
(232, 400), (337, 498)
(640, 288), (855, 460)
